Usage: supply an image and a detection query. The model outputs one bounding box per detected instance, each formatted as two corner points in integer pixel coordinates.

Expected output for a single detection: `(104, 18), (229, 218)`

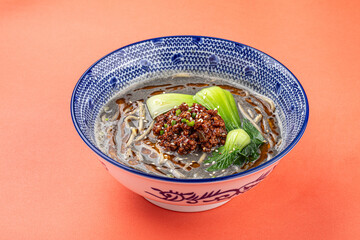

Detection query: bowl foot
(144, 197), (230, 212)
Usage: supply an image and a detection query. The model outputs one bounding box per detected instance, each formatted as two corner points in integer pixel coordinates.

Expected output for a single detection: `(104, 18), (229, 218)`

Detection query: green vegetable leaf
(242, 118), (264, 145)
(205, 129), (250, 171)
(206, 119), (265, 172)
(205, 147), (235, 171)
(193, 86), (242, 131)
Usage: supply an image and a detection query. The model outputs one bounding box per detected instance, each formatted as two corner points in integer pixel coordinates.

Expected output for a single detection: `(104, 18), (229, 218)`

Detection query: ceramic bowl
(71, 36), (309, 212)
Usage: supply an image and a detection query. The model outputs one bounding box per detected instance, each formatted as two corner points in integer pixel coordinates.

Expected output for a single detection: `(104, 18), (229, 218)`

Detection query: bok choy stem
(146, 93), (196, 118)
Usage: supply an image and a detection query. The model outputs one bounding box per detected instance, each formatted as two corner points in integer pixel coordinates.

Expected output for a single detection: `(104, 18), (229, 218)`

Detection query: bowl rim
(70, 35), (309, 183)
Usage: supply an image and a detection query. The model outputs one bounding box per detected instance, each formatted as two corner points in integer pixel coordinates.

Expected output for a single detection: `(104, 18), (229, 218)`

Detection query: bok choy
(205, 119), (264, 171)
(146, 93), (196, 118)
(193, 86), (241, 131)
(193, 86), (264, 172)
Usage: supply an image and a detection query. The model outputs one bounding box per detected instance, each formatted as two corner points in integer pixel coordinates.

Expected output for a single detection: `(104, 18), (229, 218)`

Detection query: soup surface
(95, 74), (282, 179)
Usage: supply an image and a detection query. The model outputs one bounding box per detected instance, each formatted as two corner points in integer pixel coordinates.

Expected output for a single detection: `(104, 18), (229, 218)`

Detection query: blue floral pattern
(145, 168), (274, 204)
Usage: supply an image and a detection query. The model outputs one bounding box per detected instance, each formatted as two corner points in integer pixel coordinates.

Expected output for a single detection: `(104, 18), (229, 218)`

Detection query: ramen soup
(95, 74), (282, 179)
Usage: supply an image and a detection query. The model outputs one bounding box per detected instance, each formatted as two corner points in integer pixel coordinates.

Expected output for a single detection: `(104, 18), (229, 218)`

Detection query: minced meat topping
(153, 103), (227, 155)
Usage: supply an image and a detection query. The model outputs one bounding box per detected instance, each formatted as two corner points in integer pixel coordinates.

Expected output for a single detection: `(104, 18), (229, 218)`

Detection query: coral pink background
(1, 0), (359, 239)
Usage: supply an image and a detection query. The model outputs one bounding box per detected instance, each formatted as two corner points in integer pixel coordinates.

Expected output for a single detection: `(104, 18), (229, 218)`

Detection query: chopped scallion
(187, 121), (195, 127)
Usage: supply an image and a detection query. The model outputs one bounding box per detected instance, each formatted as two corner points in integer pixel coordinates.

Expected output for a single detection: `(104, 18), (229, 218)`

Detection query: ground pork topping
(153, 103), (227, 155)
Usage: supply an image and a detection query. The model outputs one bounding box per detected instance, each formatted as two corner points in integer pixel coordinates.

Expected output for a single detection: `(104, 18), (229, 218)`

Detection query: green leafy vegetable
(146, 93), (196, 118)
(242, 118), (264, 145)
(193, 86), (242, 131)
(205, 118), (265, 172)
(205, 129), (250, 171)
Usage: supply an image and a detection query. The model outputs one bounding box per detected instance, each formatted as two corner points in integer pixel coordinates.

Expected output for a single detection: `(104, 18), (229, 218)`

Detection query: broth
(95, 75), (282, 179)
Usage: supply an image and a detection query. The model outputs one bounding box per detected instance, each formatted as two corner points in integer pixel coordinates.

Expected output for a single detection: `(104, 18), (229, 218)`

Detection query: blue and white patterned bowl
(71, 36), (309, 212)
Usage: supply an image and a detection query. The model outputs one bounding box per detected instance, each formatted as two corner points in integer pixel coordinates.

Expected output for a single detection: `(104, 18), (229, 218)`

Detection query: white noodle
(262, 118), (269, 133)
(128, 108), (138, 116)
(165, 160), (175, 170)
(172, 169), (185, 178)
(136, 151), (144, 162)
(183, 162), (191, 170)
(258, 95), (275, 112)
(237, 102), (263, 134)
(254, 114), (262, 123)
(135, 121), (154, 142)
(123, 108), (131, 114)
(124, 115), (139, 128)
(126, 148), (133, 158)
(124, 115), (139, 122)
(158, 152), (165, 165)
(137, 101), (145, 132)
(247, 109), (254, 118)
(126, 128), (137, 147)
(198, 152), (207, 164)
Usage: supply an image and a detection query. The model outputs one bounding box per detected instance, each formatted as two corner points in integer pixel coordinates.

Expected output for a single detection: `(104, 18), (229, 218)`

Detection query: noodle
(237, 101), (263, 134)
(126, 128), (137, 147)
(137, 101), (145, 132)
(198, 152), (207, 164)
(135, 121), (154, 142)
(254, 114), (262, 123)
(258, 95), (276, 112)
